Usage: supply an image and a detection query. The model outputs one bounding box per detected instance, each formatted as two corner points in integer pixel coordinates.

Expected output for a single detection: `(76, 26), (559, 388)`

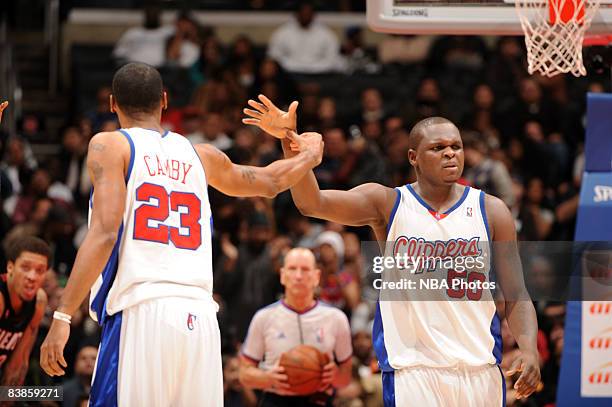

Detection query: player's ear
(109, 94), (116, 113)
(6, 261), (14, 277)
(408, 148), (417, 167)
(162, 92), (168, 110)
(280, 267), (287, 287)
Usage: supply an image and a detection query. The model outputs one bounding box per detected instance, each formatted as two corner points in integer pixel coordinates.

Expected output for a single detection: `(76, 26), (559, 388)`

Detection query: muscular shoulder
(353, 183), (397, 215)
(89, 131), (130, 151)
(484, 193), (516, 241)
(193, 143), (229, 177)
(88, 131), (131, 178)
(193, 143), (220, 160)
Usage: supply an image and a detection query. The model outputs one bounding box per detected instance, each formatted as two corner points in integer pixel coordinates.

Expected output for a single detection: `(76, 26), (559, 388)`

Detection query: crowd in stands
(1, 1), (606, 406)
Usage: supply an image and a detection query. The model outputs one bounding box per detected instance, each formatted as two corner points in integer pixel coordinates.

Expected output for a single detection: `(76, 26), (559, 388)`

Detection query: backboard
(367, 0), (612, 35)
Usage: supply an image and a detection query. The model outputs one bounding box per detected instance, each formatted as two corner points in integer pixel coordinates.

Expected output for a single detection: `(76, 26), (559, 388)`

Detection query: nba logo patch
(187, 313), (197, 330)
(466, 207), (473, 217)
(316, 328), (324, 343)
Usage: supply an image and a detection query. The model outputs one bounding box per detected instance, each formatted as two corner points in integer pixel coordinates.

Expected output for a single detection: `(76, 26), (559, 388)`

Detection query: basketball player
(0, 236), (50, 385)
(39, 63), (323, 407)
(239, 247), (352, 407)
(243, 96), (541, 406)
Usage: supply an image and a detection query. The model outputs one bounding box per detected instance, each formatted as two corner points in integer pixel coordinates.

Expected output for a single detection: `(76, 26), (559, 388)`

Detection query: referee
(239, 247), (352, 407)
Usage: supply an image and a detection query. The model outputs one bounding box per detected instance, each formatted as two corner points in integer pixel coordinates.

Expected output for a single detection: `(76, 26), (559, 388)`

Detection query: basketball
(279, 345), (330, 395)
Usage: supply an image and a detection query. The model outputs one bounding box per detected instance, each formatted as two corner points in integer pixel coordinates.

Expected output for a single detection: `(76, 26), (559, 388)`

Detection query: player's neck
(283, 296), (316, 313)
(413, 181), (461, 212)
(119, 113), (164, 133)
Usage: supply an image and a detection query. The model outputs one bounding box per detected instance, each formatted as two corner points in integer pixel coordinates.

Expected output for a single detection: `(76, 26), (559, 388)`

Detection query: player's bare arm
(486, 194), (541, 399)
(195, 131), (323, 198)
(243, 95), (395, 240)
(40, 131), (129, 377)
(238, 356), (293, 395)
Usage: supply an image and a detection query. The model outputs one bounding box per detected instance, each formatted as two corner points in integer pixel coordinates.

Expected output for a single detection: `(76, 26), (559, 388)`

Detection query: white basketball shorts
(382, 364), (505, 407)
(89, 296), (222, 407)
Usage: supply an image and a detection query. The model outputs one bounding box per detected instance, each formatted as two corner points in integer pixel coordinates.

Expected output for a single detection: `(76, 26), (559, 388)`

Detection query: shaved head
(408, 117), (456, 150)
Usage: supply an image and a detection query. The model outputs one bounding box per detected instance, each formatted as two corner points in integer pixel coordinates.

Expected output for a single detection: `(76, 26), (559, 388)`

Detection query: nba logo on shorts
(466, 207), (472, 217)
(187, 313), (197, 330)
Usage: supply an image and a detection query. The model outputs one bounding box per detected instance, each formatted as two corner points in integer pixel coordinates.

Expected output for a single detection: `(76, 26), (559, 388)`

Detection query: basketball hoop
(515, 0), (602, 76)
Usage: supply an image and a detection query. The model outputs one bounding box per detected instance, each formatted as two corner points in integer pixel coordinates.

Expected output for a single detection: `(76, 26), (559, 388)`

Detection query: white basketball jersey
(373, 184), (502, 371)
(89, 128), (213, 323)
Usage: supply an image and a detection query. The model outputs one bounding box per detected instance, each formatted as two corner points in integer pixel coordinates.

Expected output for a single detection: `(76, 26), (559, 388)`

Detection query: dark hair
(6, 236), (51, 263)
(408, 116), (455, 150)
(112, 63), (164, 115)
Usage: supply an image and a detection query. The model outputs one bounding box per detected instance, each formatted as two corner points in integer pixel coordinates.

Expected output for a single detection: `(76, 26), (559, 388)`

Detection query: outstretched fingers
(243, 108), (263, 119)
(247, 99), (268, 113)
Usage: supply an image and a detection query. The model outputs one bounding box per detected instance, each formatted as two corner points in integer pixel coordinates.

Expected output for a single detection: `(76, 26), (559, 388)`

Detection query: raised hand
(0, 101), (8, 124)
(242, 94), (298, 139)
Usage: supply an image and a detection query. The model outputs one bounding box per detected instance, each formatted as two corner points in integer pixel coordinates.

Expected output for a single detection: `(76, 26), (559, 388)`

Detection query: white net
(515, 0), (602, 77)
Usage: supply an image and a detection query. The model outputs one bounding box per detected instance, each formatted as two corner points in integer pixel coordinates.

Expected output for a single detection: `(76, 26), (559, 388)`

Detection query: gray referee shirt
(241, 300), (353, 371)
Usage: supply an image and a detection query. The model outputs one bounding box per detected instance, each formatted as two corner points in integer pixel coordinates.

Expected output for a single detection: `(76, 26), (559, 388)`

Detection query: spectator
(181, 107), (205, 145)
(215, 211), (285, 341)
(57, 126), (87, 205)
(315, 231), (360, 313)
(350, 88), (387, 128)
(486, 37), (527, 102)
(200, 111), (233, 151)
(501, 78), (558, 140)
(194, 37), (226, 84)
(192, 71), (246, 114)
(62, 344), (97, 407)
(317, 97), (342, 130)
(341, 27), (378, 74)
(462, 131), (515, 207)
(224, 353), (257, 407)
(165, 12), (201, 68)
(254, 58), (297, 104)
(10, 168), (53, 225)
(402, 78), (448, 124)
(518, 178), (554, 241)
(85, 87), (116, 133)
(267, 1), (343, 73)
(228, 35), (259, 93)
(113, 4), (174, 67)
(2, 137), (36, 201)
(2, 197), (52, 248)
